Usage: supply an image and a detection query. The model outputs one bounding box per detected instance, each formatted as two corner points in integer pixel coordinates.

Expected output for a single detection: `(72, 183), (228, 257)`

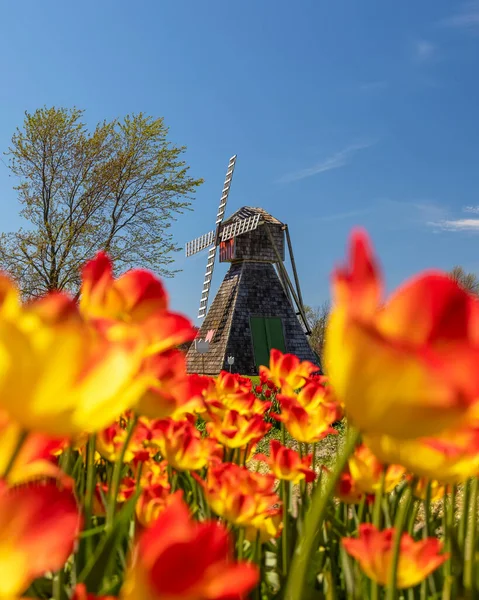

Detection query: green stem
(312, 442), (318, 477)
(443, 486), (454, 583)
(423, 480), (432, 539)
(106, 414), (138, 529)
(464, 477), (478, 597)
(237, 527), (245, 559)
(458, 479), (470, 549)
(281, 479), (290, 577)
(284, 428), (360, 600)
(84, 434), (97, 527)
(386, 486), (413, 600)
(2, 430), (28, 478)
(371, 469), (387, 600)
(53, 568), (64, 600)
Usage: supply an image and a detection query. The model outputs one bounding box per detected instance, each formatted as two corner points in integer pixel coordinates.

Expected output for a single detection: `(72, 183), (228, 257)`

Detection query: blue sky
(1, 1), (479, 321)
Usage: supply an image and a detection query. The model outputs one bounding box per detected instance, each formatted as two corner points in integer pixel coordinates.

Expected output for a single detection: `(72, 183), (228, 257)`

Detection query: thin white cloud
(414, 40), (436, 62)
(279, 142), (375, 184)
(428, 205), (479, 232)
(430, 219), (479, 231)
(317, 208), (372, 223)
(440, 1), (479, 28)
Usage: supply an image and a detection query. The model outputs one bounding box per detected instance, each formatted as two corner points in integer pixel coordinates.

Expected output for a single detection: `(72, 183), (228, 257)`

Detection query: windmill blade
(215, 155), (237, 225)
(220, 213), (260, 242)
(198, 245), (217, 319)
(197, 155), (238, 319)
(185, 230), (215, 257)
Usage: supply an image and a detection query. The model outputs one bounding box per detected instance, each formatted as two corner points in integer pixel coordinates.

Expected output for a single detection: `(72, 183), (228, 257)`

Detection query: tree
(305, 301), (330, 367)
(0, 107), (203, 297)
(449, 266), (479, 295)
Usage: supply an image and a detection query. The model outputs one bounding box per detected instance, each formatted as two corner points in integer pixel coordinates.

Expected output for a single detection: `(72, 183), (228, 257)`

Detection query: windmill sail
(220, 212), (261, 242)
(197, 155), (237, 319)
(185, 230), (215, 257)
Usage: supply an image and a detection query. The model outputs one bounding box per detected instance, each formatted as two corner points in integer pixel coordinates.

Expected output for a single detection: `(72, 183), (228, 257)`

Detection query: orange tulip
(201, 371), (267, 417)
(137, 351), (204, 420)
(121, 496), (259, 600)
(197, 463), (282, 541)
(96, 422), (136, 463)
(365, 425), (479, 484)
(206, 409), (271, 450)
(136, 486), (181, 528)
(72, 583), (117, 600)
(94, 464), (173, 524)
(80, 252), (195, 353)
(0, 288), (147, 436)
(412, 478), (448, 503)
(255, 440), (316, 484)
(325, 230), (479, 439)
(275, 394), (339, 444)
(0, 410), (70, 485)
(336, 469), (370, 504)
(260, 349), (317, 390)
(348, 444), (405, 495)
(138, 458), (170, 488)
(0, 481), (82, 598)
(154, 418), (222, 471)
(342, 524), (448, 588)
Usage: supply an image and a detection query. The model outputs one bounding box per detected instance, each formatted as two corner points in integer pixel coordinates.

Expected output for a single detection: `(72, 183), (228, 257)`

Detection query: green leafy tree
(305, 300), (330, 367)
(449, 265), (479, 295)
(0, 107), (202, 297)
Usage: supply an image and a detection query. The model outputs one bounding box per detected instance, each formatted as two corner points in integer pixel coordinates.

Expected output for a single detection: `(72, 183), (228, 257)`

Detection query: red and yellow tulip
(260, 349), (317, 390)
(197, 462), (282, 540)
(255, 440), (316, 484)
(121, 496), (258, 600)
(325, 230), (479, 439)
(206, 410), (271, 451)
(154, 418), (222, 471)
(275, 393), (339, 444)
(366, 425), (479, 484)
(342, 524), (448, 588)
(0, 481), (82, 598)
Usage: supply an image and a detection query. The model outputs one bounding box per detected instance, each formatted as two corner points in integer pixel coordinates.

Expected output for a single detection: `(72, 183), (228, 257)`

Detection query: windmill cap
(221, 206), (283, 226)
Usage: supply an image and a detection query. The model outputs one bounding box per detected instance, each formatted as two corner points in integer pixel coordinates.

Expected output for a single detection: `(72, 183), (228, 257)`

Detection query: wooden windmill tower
(185, 155), (319, 375)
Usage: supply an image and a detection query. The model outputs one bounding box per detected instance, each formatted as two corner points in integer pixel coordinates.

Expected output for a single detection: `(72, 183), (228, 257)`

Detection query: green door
(250, 317), (286, 370)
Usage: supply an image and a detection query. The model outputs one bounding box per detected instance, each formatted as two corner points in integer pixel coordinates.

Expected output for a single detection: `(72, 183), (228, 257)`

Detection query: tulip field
(0, 229), (478, 600)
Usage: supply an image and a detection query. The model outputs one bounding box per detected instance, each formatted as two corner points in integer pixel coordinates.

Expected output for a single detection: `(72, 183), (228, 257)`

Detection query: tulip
(365, 426), (479, 484)
(197, 463), (282, 540)
(0, 410), (69, 485)
(342, 524), (448, 588)
(412, 478), (448, 503)
(154, 418), (222, 471)
(0, 481), (82, 598)
(260, 348), (317, 390)
(80, 252), (195, 353)
(347, 444), (405, 495)
(206, 410), (271, 450)
(121, 496), (258, 600)
(72, 583), (117, 600)
(275, 394), (339, 444)
(0, 289), (147, 436)
(137, 351), (205, 420)
(255, 440), (316, 484)
(336, 470), (370, 504)
(325, 230), (479, 439)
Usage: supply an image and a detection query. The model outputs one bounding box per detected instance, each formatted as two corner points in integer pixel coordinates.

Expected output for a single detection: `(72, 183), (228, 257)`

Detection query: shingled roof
(222, 206), (283, 226)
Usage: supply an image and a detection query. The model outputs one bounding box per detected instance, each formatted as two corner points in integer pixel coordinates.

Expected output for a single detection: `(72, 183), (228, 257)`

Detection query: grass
(252, 419), (346, 471)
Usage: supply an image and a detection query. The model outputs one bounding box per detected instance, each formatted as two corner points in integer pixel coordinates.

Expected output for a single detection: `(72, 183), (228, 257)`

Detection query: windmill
(185, 156), (318, 376)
